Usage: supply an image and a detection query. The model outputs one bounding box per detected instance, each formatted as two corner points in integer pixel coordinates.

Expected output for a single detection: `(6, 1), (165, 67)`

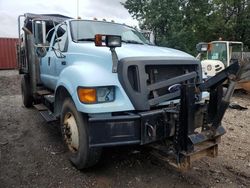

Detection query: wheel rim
(63, 112), (79, 152)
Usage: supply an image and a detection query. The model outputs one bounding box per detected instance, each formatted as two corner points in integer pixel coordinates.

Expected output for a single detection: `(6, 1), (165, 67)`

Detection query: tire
(60, 98), (102, 169)
(21, 75), (33, 107)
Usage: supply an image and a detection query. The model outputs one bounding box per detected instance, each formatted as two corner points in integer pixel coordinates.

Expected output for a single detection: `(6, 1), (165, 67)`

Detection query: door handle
(61, 61), (67, 65)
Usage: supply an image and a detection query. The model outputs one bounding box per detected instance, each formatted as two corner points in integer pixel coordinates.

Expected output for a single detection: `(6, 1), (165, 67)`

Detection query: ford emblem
(168, 84), (181, 93)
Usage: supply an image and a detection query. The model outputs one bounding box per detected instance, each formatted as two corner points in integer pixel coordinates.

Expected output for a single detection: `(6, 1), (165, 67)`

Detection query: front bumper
(88, 102), (226, 148)
(88, 107), (178, 147)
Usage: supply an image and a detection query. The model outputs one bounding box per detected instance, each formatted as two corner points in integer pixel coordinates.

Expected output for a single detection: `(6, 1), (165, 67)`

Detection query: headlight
(77, 86), (115, 104)
(207, 64), (212, 71)
(96, 87), (115, 102)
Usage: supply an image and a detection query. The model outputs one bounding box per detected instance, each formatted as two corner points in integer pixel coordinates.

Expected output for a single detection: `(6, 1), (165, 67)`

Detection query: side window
(46, 28), (55, 44)
(53, 24), (68, 52)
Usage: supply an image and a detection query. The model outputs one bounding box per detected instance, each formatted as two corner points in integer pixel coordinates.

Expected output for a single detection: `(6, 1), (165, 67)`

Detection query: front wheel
(60, 98), (102, 169)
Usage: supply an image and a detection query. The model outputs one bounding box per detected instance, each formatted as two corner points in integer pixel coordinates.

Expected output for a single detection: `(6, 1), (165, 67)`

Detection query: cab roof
(24, 13), (72, 23)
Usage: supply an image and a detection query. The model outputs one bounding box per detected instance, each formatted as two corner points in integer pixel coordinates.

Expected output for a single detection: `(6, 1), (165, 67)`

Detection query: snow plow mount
(152, 60), (241, 171)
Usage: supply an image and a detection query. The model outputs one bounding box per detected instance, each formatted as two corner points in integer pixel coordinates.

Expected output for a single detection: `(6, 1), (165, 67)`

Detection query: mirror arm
(110, 47), (118, 73)
(52, 47), (66, 58)
(34, 44), (50, 48)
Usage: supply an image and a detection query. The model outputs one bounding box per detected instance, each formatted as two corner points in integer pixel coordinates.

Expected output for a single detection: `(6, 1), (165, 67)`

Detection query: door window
(53, 24), (68, 52)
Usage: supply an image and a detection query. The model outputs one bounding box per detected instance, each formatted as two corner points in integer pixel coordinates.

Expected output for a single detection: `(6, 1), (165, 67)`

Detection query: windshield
(70, 20), (150, 45)
(207, 43), (227, 65)
(229, 43), (243, 61)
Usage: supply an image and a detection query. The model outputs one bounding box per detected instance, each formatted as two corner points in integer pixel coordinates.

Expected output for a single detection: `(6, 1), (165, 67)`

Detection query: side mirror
(196, 42), (208, 52)
(95, 34), (121, 48)
(33, 20), (46, 45)
(141, 30), (155, 44)
(36, 47), (47, 57)
(33, 20), (47, 57)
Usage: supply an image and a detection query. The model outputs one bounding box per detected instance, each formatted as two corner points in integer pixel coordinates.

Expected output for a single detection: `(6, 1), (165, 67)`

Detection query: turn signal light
(77, 88), (97, 103)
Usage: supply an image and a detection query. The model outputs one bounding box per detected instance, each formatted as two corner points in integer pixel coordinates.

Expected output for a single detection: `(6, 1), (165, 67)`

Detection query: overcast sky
(0, 0), (138, 38)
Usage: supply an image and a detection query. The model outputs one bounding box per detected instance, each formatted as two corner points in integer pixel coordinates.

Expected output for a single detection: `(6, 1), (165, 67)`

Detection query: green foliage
(123, 0), (250, 55)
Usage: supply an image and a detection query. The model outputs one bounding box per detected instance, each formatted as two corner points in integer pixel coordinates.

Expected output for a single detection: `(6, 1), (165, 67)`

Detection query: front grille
(118, 57), (201, 110)
(145, 65), (197, 100)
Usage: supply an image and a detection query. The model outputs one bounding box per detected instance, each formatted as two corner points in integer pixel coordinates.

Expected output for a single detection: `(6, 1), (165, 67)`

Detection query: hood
(71, 42), (196, 61)
(116, 44), (195, 60)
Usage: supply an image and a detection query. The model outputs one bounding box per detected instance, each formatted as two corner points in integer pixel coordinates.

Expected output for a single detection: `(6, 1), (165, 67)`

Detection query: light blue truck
(17, 13), (242, 170)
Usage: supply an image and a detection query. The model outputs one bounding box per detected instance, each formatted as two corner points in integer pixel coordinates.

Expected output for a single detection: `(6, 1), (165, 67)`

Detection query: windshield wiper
(122, 40), (144, 45)
(77, 38), (95, 42)
(76, 38), (145, 45)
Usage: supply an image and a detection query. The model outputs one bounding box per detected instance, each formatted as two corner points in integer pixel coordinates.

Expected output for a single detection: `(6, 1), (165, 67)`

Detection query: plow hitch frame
(152, 61), (242, 170)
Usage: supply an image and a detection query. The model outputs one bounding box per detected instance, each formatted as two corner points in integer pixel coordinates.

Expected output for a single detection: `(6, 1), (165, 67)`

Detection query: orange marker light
(77, 88), (97, 103)
(95, 34), (103, 46)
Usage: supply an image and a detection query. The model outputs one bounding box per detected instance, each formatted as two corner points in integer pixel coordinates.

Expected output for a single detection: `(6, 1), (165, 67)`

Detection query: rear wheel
(21, 75), (33, 107)
(61, 98), (102, 169)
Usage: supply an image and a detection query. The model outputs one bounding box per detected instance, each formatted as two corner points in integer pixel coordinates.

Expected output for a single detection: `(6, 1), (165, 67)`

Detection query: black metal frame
(117, 57), (201, 110)
(175, 61), (240, 156)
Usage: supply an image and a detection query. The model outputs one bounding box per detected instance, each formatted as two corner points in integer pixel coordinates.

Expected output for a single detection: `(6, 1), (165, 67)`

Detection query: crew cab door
(40, 24), (68, 90)
(52, 23), (68, 77)
(40, 28), (55, 89)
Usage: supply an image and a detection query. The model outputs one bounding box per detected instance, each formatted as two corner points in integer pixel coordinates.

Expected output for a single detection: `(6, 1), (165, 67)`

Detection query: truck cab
(196, 41), (250, 91)
(197, 41), (243, 77)
(18, 13), (242, 170)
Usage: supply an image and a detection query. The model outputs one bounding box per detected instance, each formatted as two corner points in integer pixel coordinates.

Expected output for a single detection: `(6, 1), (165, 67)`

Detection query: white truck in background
(196, 41), (250, 92)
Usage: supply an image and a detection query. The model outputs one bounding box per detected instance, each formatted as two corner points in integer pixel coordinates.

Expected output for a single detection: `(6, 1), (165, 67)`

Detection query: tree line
(123, 0), (250, 55)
